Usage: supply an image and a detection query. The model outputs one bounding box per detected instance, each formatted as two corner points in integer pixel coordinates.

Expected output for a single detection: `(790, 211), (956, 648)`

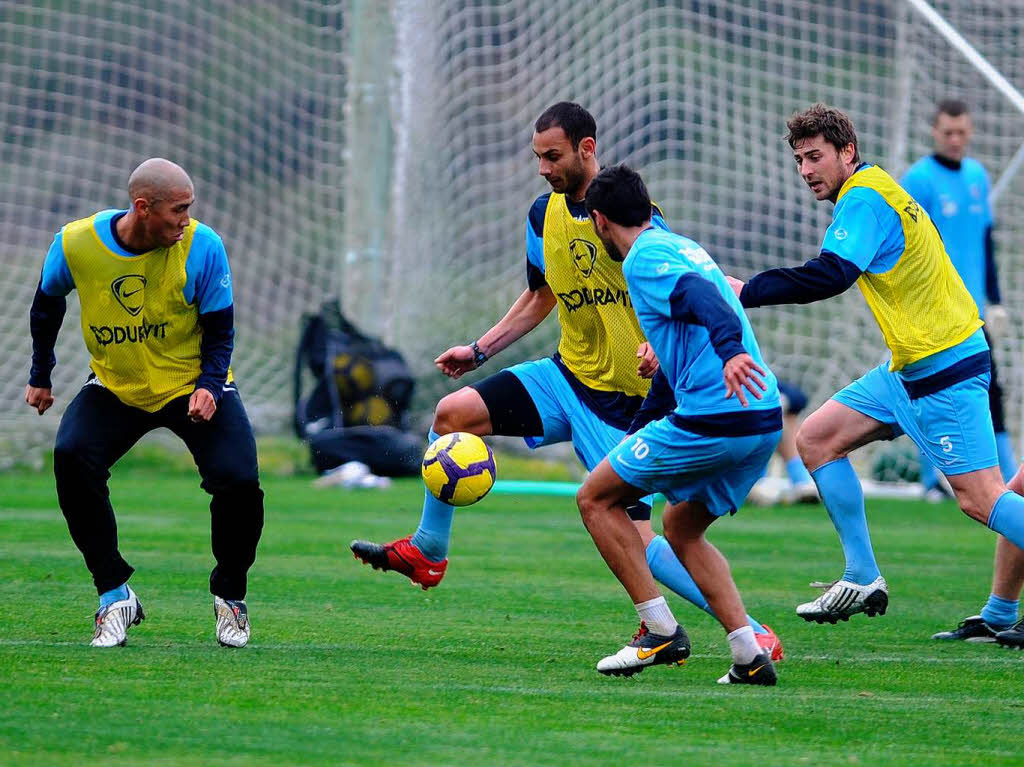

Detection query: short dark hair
(584, 164), (651, 227)
(534, 102), (597, 149)
(786, 103), (860, 164)
(934, 98), (969, 123)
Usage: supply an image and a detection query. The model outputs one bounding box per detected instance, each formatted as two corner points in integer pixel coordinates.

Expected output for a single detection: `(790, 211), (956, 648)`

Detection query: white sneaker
(746, 476), (785, 507)
(788, 480), (820, 504)
(214, 596), (250, 647)
(90, 586), (145, 647)
(796, 576), (889, 624)
(596, 622), (690, 677)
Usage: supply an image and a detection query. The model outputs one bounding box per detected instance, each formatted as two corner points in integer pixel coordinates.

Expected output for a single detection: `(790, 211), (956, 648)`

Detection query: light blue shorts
(833, 361), (996, 475)
(607, 417), (781, 516)
(507, 358), (631, 472)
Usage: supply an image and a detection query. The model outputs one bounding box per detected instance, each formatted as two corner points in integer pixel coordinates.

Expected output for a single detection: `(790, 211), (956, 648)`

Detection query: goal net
(2, 1), (1022, 484)
(0, 1), (347, 466)
(381, 0), (1024, 482)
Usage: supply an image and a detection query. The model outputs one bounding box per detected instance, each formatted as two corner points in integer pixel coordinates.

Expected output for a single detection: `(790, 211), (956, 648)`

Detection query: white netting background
(383, 0), (1024, 479)
(0, 1), (347, 466)
(2, 1), (1022, 479)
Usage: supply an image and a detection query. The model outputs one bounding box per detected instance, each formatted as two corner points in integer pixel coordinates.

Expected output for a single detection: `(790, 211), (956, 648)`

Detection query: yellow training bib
(839, 166), (982, 370)
(62, 213), (224, 411)
(542, 194), (650, 397)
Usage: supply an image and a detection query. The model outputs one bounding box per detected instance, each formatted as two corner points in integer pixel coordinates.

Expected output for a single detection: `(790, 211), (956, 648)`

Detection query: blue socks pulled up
(645, 535), (766, 635)
(410, 429), (456, 562)
(786, 455), (812, 486)
(811, 458), (881, 585)
(987, 491), (1024, 554)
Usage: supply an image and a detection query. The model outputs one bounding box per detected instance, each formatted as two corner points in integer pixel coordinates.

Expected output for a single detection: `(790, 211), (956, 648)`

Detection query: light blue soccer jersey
(40, 209), (233, 313)
(821, 165), (906, 274)
(901, 156), (992, 316)
(623, 228), (779, 418)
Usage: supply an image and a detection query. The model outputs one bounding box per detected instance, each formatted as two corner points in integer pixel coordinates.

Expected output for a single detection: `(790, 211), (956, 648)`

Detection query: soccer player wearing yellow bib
(24, 159), (264, 648)
(729, 104), (1024, 625)
(350, 103), (781, 660)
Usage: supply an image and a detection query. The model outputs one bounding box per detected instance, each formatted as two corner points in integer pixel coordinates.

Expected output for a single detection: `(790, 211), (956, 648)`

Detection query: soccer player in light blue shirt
(578, 164), (783, 685)
(901, 99), (1015, 494)
(903, 100), (1024, 645)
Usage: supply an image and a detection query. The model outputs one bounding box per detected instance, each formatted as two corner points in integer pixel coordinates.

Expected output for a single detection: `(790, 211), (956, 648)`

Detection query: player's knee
(432, 389), (487, 435)
(661, 506), (698, 547)
(52, 437), (91, 476)
(958, 496), (990, 525)
(576, 485), (608, 530)
(795, 420), (828, 467)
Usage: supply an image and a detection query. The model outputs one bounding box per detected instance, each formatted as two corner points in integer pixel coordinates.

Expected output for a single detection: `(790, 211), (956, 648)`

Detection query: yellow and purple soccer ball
(421, 432), (497, 507)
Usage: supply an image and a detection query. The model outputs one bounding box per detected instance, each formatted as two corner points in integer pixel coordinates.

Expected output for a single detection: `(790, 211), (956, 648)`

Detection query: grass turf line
(0, 468), (1020, 765)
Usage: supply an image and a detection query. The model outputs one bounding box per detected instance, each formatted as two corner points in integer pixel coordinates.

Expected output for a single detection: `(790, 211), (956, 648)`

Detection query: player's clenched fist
(25, 384), (54, 415)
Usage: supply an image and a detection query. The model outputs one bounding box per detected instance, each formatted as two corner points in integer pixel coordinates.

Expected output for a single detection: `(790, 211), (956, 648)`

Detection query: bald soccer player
(25, 158), (264, 648)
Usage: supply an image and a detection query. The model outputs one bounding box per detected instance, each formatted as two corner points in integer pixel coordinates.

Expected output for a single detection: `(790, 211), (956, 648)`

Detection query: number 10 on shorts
(631, 437), (650, 460)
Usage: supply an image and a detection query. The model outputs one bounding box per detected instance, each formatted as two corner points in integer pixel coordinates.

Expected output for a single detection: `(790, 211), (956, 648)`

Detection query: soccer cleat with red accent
(755, 623), (784, 661)
(90, 586), (145, 647)
(214, 596), (250, 648)
(350, 535), (448, 590)
(596, 621), (691, 677)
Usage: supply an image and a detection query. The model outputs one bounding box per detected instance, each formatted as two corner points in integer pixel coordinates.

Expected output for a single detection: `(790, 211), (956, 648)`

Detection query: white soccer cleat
(787, 480), (820, 504)
(90, 586), (145, 647)
(796, 576), (888, 624)
(596, 622), (690, 677)
(214, 596), (251, 648)
(746, 476), (785, 507)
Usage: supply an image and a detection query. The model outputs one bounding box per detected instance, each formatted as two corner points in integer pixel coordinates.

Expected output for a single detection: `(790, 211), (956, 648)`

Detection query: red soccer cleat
(350, 535), (448, 590)
(755, 623), (784, 661)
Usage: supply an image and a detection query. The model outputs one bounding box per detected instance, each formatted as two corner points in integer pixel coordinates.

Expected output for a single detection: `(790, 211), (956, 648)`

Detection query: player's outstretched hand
(24, 384), (54, 415)
(726, 276), (744, 297)
(188, 387), (217, 422)
(723, 353), (766, 408)
(435, 345), (477, 379)
(636, 342), (659, 379)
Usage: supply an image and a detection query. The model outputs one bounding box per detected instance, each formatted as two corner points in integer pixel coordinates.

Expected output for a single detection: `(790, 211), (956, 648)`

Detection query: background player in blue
(902, 99), (1014, 498)
(349, 103), (782, 660)
(728, 103), (1024, 627)
(903, 99), (1024, 647)
(24, 158), (263, 648)
(581, 165), (782, 685)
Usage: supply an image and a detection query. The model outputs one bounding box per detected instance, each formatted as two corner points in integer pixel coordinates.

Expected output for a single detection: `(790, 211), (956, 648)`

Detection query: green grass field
(2, 462), (1021, 766)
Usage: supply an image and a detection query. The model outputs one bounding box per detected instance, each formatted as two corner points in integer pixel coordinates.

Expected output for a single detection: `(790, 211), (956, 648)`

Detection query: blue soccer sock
(986, 491), (1024, 553)
(645, 535), (767, 635)
(811, 458), (881, 585)
(996, 431), (1016, 483)
(99, 582), (129, 609)
(410, 429), (456, 562)
(786, 455), (812, 486)
(918, 450), (939, 491)
(980, 593), (1018, 629)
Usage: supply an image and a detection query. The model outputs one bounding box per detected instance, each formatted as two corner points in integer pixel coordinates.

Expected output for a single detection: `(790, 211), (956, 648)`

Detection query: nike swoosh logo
(636, 641), (671, 660)
(122, 288), (142, 298)
(427, 569), (443, 576)
(748, 664), (766, 677)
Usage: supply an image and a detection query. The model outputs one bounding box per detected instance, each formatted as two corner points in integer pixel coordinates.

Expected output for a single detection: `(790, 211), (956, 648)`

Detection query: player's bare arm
(722, 353), (766, 408)
(435, 286), (556, 379)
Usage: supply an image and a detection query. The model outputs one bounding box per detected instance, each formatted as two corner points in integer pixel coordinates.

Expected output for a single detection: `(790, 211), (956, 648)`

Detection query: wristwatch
(471, 341), (488, 366)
